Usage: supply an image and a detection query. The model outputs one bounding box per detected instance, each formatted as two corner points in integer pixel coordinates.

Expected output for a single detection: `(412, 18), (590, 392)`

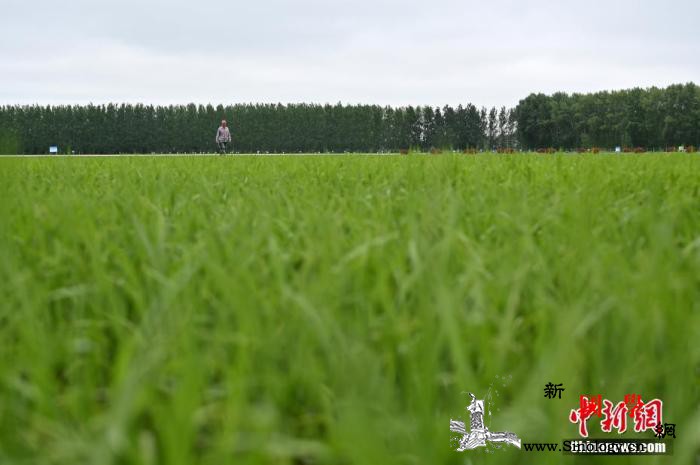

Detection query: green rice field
(1, 154), (699, 464)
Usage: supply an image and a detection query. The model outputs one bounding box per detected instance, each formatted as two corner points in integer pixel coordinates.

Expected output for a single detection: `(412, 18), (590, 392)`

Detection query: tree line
(515, 83), (700, 150)
(0, 103), (515, 154)
(0, 83), (697, 154)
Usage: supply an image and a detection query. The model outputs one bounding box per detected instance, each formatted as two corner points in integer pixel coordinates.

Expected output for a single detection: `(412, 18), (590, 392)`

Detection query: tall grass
(0, 154), (698, 465)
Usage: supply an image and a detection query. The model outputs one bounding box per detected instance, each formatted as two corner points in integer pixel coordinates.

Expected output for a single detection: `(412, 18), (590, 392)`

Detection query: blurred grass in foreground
(0, 154), (698, 465)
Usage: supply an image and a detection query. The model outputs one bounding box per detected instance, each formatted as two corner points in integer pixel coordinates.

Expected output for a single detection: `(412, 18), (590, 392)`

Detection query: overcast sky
(1, 0), (698, 108)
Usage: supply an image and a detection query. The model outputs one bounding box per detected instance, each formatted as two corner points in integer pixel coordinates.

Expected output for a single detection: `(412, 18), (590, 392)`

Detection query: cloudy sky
(1, 0), (698, 108)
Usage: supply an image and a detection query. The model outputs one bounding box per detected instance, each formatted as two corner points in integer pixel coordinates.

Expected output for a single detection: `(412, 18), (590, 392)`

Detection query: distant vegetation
(0, 103), (514, 154)
(516, 83), (700, 150)
(0, 83), (698, 154)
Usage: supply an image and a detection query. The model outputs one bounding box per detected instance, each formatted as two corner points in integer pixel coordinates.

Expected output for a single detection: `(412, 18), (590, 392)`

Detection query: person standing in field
(215, 120), (232, 155)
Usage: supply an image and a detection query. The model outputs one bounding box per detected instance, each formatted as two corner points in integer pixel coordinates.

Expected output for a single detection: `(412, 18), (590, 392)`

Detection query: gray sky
(1, 0), (698, 108)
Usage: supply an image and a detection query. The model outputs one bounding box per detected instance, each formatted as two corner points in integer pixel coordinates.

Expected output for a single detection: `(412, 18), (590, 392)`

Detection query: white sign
(49, 146), (58, 154)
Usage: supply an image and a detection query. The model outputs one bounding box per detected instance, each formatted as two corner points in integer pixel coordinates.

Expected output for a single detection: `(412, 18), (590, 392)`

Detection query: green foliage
(0, 155), (698, 465)
(2, 82), (698, 154)
(0, 103), (500, 154)
(515, 83), (700, 150)
(0, 128), (20, 154)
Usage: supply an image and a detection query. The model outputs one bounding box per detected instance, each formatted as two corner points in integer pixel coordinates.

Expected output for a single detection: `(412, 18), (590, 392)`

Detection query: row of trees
(1, 83), (697, 154)
(514, 83), (700, 150)
(0, 103), (516, 154)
